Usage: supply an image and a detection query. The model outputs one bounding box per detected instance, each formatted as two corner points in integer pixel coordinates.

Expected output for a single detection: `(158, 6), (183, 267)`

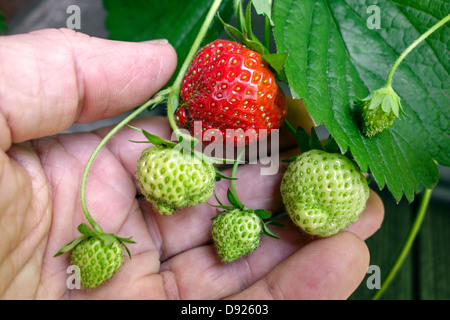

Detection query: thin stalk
(283, 119), (296, 135)
(166, 0), (224, 142)
(371, 188), (433, 300)
(80, 89), (171, 233)
(230, 146), (247, 208)
(385, 14), (450, 87)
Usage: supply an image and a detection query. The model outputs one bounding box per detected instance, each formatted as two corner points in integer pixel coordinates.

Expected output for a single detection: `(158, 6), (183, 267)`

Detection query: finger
(157, 197), (379, 300)
(227, 231), (370, 300)
(0, 28), (177, 150)
(345, 189), (384, 240)
(159, 231), (368, 300)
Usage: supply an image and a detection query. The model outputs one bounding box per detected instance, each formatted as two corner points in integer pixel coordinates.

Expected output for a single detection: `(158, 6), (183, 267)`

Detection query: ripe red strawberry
(177, 39), (287, 146)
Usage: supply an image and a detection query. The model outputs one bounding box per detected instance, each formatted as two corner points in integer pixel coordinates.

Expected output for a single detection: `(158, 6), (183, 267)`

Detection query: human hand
(0, 29), (384, 300)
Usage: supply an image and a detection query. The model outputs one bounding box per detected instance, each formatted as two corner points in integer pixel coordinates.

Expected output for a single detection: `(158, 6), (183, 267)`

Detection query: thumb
(0, 28), (177, 151)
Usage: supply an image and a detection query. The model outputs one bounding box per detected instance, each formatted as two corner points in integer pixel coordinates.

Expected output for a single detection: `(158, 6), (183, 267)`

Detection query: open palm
(0, 29), (384, 300)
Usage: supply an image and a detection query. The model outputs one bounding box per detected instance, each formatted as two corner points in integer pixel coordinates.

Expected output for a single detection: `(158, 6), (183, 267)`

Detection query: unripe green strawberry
(356, 85), (405, 138)
(211, 208), (263, 262)
(280, 149), (369, 237)
(70, 235), (124, 289)
(136, 145), (216, 215)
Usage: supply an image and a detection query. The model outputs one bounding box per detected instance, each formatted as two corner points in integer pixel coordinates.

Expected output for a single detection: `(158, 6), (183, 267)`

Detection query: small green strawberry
(210, 163), (279, 262)
(281, 148), (369, 237)
(356, 85), (405, 138)
(55, 223), (135, 289)
(212, 208), (263, 262)
(132, 127), (216, 215)
(70, 235), (123, 289)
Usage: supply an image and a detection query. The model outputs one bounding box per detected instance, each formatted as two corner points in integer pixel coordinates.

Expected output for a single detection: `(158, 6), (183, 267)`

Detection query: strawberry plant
(53, 0), (449, 297)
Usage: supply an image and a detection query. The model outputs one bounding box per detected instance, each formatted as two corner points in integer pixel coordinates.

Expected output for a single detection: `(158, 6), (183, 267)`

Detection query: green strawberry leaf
(273, 0), (449, 202)
(0, 11), (6, 34)
(103, 0), (235, 86)
(251, 0), (274, 26)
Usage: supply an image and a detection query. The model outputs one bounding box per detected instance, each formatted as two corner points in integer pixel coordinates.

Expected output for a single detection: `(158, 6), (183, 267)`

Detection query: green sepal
(264, 212), (287, 227)
(214, 167), (238, 181)
(309, 127), (323, 151)
(281, 155), (297, 163)
(324, 135), (340, 154)
(295, 127), (323, 153)
(254, 209), (272, 220)
(53, 235), (87, 257)
(115, 235), (136, 259)
(295, 126), (310, 153)
(128, 125), (177, 148)
(262, 224), (279, 239)
(78, 223), (98, 237)
(219, 1), (287, 82)
(261, 52), (288, 76)
(227, 188), (244, 209)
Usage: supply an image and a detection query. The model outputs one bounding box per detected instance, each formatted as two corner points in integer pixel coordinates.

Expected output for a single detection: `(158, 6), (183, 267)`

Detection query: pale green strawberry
(211, 208), (264, 262)
(55, 223), (135, 289)
(136, 145), (216, 215)
(280, 149), (369, 237)
(70, 235), (124, 289)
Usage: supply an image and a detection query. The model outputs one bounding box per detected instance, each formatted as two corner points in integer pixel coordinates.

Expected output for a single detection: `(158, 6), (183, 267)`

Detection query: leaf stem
(385, 14), (450, 87)
(230, 146), (246, 208)
(80, 89), (171, 233)
(166, 0), (224, 142)
(263, 0), (272, 50)
(371, 188), (433, 300)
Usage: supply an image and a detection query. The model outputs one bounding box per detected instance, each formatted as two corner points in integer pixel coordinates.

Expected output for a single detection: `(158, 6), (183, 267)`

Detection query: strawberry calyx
(54, 223), (135, 259)
(355, 85), (407, 138)
(210, 147), (280, 240)
(217, 0), (288, 82)
(128, 125), (239, 183)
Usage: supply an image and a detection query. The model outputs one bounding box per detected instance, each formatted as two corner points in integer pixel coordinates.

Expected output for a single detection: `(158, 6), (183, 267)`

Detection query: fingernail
(144, 39), (169, 45)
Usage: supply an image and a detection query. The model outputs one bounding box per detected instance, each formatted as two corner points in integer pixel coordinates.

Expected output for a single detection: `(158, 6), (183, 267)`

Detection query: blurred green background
(1, 0), (448, 300)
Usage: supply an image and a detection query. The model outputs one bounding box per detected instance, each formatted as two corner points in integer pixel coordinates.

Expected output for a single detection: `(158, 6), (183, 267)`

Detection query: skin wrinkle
(0, 146), (49, 299)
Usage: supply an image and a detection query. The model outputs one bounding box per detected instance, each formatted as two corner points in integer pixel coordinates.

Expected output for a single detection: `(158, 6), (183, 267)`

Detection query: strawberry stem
(80, 89), (170, 233)
(371, 188), (433, 300)
(283, 119), (297, 136)
(385, 14), (449, 88)
(263, 0), (272, 50)
(229, 146), (246, 209)
(166, 0), (224, 143)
